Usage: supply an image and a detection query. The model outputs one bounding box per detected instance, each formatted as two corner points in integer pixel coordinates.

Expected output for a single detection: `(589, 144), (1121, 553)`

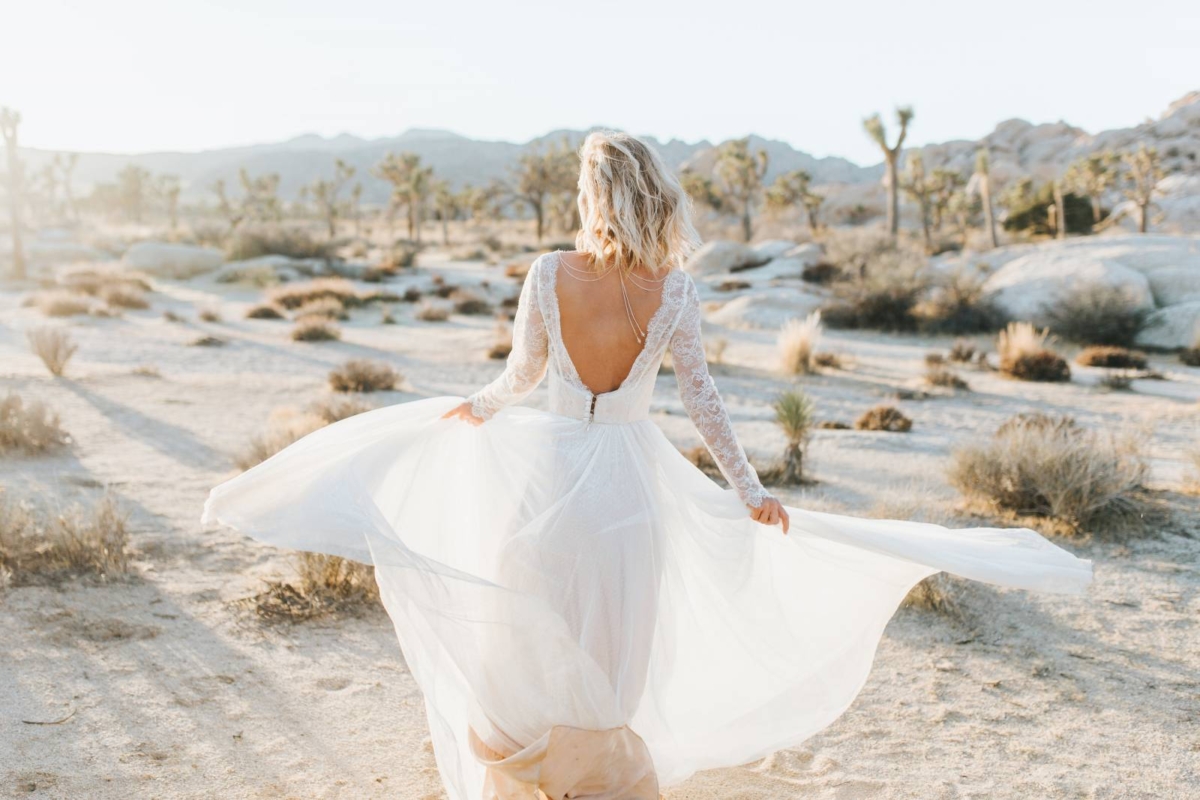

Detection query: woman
(204, 131), (1091, 799)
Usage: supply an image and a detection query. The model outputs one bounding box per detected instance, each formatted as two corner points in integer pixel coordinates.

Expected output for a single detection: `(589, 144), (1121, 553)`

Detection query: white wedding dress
(203, 252), (1092, 799)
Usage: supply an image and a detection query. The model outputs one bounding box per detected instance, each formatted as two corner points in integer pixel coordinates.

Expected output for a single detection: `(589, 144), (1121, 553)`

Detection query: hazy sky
(3, 0), (1197, 165)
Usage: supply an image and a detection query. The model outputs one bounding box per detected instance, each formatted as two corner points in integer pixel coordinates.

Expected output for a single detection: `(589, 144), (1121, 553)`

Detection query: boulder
(1135, 301), (1200, 350)
(981, 251), (1155, 326)
(705, 287), (825, 330)
(1145, 266), (1200, 306)
(123, 241), (223, 278)
(683, 240), (767, 277)
(752, 239), (799, 260)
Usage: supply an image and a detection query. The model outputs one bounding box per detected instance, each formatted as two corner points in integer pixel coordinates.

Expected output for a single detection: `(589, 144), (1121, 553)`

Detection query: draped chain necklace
(558, 253), (668, 345)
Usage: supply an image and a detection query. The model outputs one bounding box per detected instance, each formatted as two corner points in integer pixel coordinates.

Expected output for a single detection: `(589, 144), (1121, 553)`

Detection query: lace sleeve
(465, 258), (549, 420)
(669, 276), (770, 507)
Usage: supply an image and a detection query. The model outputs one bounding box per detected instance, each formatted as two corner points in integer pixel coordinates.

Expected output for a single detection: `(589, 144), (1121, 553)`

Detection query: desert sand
(2, 249), (1198, 800)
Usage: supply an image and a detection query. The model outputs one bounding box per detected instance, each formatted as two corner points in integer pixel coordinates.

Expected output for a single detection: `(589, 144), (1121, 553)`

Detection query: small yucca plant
(778, 311), (823, 375)
(773, 389), (815, 484)
(27, 328), (78, 377)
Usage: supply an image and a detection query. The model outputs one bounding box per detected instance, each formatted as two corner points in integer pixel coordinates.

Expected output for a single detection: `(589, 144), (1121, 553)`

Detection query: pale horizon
(4, 0), (1198, 164)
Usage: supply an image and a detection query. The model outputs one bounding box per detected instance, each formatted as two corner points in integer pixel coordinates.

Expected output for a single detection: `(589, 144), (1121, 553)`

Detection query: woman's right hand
(441, 401), (486, 426)
(749, 497), (790, 534)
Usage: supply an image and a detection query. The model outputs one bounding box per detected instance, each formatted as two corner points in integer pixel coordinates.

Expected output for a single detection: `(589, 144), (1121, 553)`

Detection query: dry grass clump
(189, 335), (226, 347)
(248, 553), (380, 622)
(813, 352), (843, 370)
(269, 278), (362, 311)
(1180, 348), (1200, 367)
(925, 366), (969, 390)
(1044, 284), (1150, 347)
(27, 328), (78, 376)
(295, 297), (349, 321)
(997, 322), (1070, 382)
(949, 414), (1148, 533)
(328, 359), (399, 393)
(0, 394), (70, 453)
(380, 305), (397, 324)
(416, 301), (450, 322)
(132, 365), (161, 378)
(60, 267), (151, 296)
(1075, 346), (1148, 369)
(245, 303), (286, 320)
(198, 307), (222, 322)
(716, 279), (751, 292)
(817, 420), (850, 429)
(0, 493), (130, 587)
(236, 398), (373, 470)
(26, 290), (92, 317)
(912, 269), (1005, 335)
(163, 310), (185, 322)
(1099, 371), (1135, 391)
(450, 290), (493, 316)
(291, 317), (342, 342)
(99, 283), (150, 310)
(225, 225), (331, 261)
(855, 405), (912, 432)
(948, 339), (979, 363)
(778, 311), (822, 375)
(402, 287), (423, 303)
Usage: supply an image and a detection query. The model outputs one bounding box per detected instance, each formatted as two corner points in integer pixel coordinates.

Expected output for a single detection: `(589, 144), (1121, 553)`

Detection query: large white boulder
(705, 287), (825, 330)
(1145, 266), (1200, 306)
(1136, 301), (1200, 350)
(123, 241), (223, 278)
(981, 250), (1156, 326)
(683, 240), (767, 277)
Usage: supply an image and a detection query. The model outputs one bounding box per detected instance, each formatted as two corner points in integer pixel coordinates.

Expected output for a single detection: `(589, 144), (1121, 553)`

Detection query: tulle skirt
(202, 397), (1092, 799)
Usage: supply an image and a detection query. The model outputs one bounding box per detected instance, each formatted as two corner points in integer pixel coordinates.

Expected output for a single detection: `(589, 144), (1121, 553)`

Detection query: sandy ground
(2, 252), (1198, 799)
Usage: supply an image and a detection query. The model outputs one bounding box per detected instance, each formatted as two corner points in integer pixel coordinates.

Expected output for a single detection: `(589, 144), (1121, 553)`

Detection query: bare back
(554, 252), (667, 395)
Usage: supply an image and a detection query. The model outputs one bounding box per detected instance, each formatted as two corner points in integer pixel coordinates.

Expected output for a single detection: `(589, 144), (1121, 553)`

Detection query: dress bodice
(468, 251), (769, 506)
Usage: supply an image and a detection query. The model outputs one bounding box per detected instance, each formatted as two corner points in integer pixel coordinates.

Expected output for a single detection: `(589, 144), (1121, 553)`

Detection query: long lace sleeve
(669, 276), (770, 507)
(466, 258), (549, 420)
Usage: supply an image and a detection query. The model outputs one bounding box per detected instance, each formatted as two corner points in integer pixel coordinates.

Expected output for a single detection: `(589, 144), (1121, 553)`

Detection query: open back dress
(203, 251), (1092, 799)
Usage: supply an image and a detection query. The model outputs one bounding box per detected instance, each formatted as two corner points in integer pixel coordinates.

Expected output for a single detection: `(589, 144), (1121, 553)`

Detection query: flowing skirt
(202, 397), (1092, 799)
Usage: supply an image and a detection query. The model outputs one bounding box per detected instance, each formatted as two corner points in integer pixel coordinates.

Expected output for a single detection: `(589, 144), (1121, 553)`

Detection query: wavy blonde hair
(574, 131), (700, 276)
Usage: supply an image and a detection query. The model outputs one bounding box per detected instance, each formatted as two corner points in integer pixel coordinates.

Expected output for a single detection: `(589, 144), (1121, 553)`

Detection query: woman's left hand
(748, 497), (789, 534)
(441, 402), (486, 426)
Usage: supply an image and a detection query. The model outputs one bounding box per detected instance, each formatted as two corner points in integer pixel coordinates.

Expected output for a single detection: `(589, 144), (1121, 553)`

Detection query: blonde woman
(204, 131), (1091, 799)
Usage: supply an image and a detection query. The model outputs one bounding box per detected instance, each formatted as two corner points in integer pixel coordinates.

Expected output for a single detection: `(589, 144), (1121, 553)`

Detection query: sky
(2, 0), (1198, 166)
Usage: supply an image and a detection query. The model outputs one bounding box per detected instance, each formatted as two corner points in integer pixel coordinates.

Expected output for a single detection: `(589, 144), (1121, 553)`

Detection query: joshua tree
(307, 159), (356, 240)
(2, 107), (26, 278)
(680, 169), (723, 213)
(432, 179), (459, 245)
(773, 389), (815, 485)
(715, 138), (768, 242)
(116, 164), (151, 223)
(862, 106), (914, 237)
(766, 169), (823, 233)
(901, 151), (934, 252)
(1119, 143), (1163, 234)
(238, 169), (282, 223)
(510, 138), (577, 243)
(54, 153), (79, 222)
(155, 174), (182, 233)
(928, 166), (965, 233)
(375, 152), (433, 243)
(349, 183), (363, 236)
(1064, 151), (1117, 228)
(211, 179), (243, 234)
(1051, 179), (1067, 240)
(946, 190), (979, 249)
(973, 148), (999, 248)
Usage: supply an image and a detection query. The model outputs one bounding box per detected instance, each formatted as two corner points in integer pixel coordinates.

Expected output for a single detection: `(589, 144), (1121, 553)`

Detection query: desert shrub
(716, 279), (751, 292)
(0, 394), (69, 453)
(189, 335), (226, 347)
(59, 268), (151, 296)
(163, 310), (185, 322)
(949, 414), (1148, 531)
(27, 290), (92, 317)
(236, 399), (373, 471)
(948, 339), (979, 363)
(198, 307), (222, 323)
(1044, 285), (1150, 347)
(328, 359), (399, 393)
(99, 284), (150, 310)
(996, 412), (1077, 437)
(1075, 346), (1148, 369)
(773, 389), (815, 485)
(225, 225), (332, 260)
(817, 420), (850, 430)
(778, 311), (822, 375)
(813, 352), (843, 370)
(246, 303), (286, 320)
(1099, 372), (1134, 391)
(0, 494), (129, 586)
(132, 365), (161, 377)
(248, 553), (380, 622)
(925, 366), (969, 390)
(27, 328), (78, 376)
(855, 405), (912, 432)
(402, 287), (423, 303)
(295, 297), (349, 321)
(801, 262), (841, 284)
(821, 259), (930, 332)
(269, 278), (362, 311)
(1001, 183), (1094, 235)
(291, 317), (341, 342)
(380, 305), (397, 324)
(1180, 347), (1200, 367)
(913, 269), (1005, 335)
(451, 291), (493, 316)
(925, 352), (946, 366)
(997, 322), (1070, 382)
(416, 302), (450, 322)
